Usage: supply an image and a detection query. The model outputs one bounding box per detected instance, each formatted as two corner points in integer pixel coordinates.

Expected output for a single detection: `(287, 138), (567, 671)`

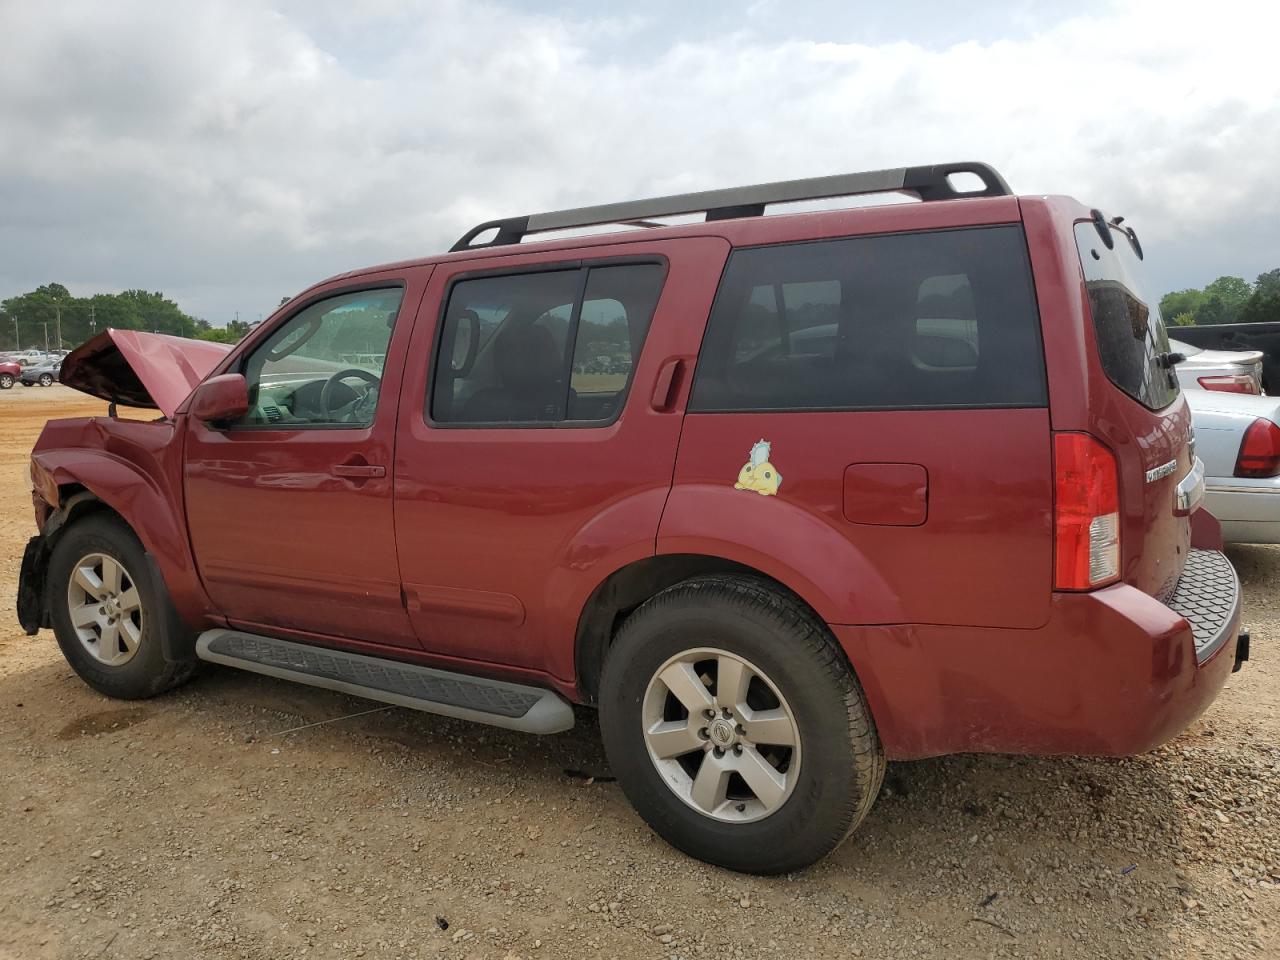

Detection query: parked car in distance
(17, 162), (1247, 874)
(1174, 321), (1280, 395)
(9, 349), (52, 367)
(20, 359), (62, 387)
(0, 360), (20, 389)
(1170, 338), (1264, 395)
(1186, 388), (1280, 543)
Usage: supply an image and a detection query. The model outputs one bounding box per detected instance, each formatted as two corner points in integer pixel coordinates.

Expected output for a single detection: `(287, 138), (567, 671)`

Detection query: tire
(39, 374), (53, 387)
(47, 513), (198, 699)
(599, 575), (884, 874)
(0, 374), (13, 389)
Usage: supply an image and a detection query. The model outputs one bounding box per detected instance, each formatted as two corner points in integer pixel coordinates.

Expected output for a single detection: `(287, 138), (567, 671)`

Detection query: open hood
(60, 329), (233, 418)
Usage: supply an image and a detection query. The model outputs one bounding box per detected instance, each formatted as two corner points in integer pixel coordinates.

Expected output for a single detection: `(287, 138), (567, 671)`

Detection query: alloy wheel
(66, 552), (144, 666)
(641, 648), (801, 823)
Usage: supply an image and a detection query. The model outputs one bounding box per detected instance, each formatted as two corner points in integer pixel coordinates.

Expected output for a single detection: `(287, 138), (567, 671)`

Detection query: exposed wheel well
(48, 486), (122, 539)
(573, 554), (827, 703)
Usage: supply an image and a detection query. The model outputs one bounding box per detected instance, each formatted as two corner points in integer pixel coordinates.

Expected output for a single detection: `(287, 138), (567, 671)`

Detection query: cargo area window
(431, 262), (665, 425)
(1074, 222), (1178, 411)
(689, 225), (1047, 412)
(234, 287), (403, 428)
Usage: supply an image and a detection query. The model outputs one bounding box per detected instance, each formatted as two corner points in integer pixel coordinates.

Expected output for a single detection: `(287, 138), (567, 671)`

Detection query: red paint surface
(61, 329), (231, 417)
(393, 237), (729, 673)
(28, 189), (1235, 759)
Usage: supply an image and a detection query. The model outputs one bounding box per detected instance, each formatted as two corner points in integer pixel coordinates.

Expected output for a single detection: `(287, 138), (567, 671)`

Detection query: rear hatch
(1075, 219), (1195, 601)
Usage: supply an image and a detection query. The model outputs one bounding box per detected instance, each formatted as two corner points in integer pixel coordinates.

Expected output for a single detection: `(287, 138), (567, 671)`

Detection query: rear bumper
(835, 549), (1243, 760)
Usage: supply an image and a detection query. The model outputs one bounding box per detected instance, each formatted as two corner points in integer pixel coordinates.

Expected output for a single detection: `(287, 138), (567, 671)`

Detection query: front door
(393, 238), (730, 677)
(184, 272), (427, 648)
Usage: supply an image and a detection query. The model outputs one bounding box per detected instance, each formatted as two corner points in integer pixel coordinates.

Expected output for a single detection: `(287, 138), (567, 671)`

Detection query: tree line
(0, 283), (252, 351)
(1160, 269), (1280, 326)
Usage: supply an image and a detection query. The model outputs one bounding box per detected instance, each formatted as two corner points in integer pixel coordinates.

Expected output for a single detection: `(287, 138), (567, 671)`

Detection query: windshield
(1075, 221), (1178, 411)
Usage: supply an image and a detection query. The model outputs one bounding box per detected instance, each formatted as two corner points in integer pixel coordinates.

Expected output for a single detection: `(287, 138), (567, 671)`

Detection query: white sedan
(1185, 389), (1280, 543)
(1169, 338), (1264, 395)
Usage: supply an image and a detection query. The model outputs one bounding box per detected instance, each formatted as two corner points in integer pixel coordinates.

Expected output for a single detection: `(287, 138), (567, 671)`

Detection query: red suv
(18, 162), (1246, 874)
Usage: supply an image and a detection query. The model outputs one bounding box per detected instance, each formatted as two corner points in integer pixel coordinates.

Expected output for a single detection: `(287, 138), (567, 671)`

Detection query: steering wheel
(319, 368), (381, 416)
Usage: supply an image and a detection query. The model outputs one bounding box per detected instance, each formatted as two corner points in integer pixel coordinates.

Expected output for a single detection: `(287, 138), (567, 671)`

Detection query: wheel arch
(573, 553), (838, 703)
(31, 450), (213, 630)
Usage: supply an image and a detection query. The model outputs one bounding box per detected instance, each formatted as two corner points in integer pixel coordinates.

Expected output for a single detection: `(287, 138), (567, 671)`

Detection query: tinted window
(237, 288), (402, 427)
(432, 263), (664, 424)
(1075, 222), (1178, 410)
(690, 226), (1046, 412)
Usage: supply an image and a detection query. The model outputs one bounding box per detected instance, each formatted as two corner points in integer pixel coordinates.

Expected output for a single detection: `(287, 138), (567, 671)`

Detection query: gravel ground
(0, 387), (1276, 960)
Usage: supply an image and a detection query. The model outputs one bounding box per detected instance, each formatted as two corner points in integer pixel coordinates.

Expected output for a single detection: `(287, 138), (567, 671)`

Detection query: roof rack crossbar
(450, 161), (1010, 252)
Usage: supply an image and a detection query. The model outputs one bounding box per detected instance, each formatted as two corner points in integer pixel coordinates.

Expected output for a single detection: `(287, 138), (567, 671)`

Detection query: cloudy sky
(1, 0), (1278, 325)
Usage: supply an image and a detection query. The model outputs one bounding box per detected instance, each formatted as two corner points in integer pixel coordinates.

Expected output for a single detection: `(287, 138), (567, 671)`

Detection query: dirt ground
(0, 386), (1276, 960)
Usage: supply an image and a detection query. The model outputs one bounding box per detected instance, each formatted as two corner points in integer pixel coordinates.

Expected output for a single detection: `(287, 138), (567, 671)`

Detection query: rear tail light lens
(1235, 418), (1280, 478)
(1054, 433), (1121, 590)
(1197, 373), (1261, 395)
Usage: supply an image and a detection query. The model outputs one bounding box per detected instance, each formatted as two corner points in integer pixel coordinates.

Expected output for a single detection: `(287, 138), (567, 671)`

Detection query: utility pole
(43, 322), (49, 354)
(54, 302), (63, 351)
(12, 318), (18, 351)
(89, 304), (96, 334)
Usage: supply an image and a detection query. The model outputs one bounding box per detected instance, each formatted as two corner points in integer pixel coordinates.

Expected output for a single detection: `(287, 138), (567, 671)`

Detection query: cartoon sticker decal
(734, 439), (782, 496)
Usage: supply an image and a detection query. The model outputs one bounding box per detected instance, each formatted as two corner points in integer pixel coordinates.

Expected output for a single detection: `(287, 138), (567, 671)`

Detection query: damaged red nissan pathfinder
(18, 162), (1247, 874)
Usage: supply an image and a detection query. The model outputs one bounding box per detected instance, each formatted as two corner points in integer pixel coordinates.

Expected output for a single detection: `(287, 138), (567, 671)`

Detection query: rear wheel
(0, 373), (13, 389)
(599, 575), (884, 874)
(39, 373), (53, 387)
(48, 513), (197, 699)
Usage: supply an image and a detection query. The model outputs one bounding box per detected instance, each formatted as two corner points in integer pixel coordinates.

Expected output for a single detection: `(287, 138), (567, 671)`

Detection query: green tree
(1171, 312), (1196, 326)
(0, 283), (205, 350)
(1201, 276), (1251, 324)
(1160, 289), (1205, 320)
(1255, 269), (1280, 300)
(1238, 291), (1280, 325)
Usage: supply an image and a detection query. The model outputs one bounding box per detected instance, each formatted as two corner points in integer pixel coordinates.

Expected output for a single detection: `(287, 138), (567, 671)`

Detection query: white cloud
(1, 0), (1278, 320)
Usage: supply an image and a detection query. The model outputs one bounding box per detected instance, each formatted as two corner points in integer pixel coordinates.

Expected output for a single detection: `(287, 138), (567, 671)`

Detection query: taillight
(1197, 373), (1261, 395)
(1235, 418), (1280, 478)
(1054, 433), (1121, 590)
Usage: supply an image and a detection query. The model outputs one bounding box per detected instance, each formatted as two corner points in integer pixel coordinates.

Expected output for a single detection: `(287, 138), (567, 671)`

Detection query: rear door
(393, 237), (729, 676)
(661, 223), (1055, 628)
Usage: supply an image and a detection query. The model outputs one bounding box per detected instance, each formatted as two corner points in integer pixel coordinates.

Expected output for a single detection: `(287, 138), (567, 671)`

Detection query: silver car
(1170, 338), (1264, 395)
(1185, 388), (1280, 543)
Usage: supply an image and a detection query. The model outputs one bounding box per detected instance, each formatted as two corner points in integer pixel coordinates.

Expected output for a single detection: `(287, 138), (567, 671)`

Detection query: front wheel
(599, 575), (884, 874)
(47, 513), (198, 699)
(0, 374), (13, 389)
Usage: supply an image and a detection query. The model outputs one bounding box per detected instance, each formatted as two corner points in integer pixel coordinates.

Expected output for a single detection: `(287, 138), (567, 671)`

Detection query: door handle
(333, 462), (386, 479)
(650, 358), (685, 412)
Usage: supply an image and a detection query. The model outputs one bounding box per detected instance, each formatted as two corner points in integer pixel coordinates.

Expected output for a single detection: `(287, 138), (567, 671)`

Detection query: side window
(432, 262), (665, 425)
(237, 288), (403, 428)
(689, 226), (1046, 412)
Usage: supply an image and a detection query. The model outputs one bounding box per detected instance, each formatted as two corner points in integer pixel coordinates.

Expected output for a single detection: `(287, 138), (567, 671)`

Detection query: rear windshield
(689, 225), (1047, 412)
(1075, 222), (1178, 410)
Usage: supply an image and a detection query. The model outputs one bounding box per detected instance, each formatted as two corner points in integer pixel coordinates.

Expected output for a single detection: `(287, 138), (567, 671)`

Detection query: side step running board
(195, 629), (574, 734)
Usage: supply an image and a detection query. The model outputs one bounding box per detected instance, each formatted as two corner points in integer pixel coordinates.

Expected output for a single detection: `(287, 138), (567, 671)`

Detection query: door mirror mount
(189, 373), (249, 425)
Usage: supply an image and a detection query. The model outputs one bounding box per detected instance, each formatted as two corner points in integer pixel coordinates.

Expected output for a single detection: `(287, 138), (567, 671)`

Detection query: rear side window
(431, 262), (665, 425)
(1075, 222), (1178, 410)
(689, 225), (1046, 412)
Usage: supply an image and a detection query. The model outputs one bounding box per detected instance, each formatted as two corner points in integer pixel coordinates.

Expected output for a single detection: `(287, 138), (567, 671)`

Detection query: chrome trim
(1146, 459), (1178, 483)
(1206, 482), (1280, 495)
(1175, 457), (1206, 515)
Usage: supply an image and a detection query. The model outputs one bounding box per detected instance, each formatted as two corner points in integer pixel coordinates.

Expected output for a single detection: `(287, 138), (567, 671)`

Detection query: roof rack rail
(450, 161), (1011, 252)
